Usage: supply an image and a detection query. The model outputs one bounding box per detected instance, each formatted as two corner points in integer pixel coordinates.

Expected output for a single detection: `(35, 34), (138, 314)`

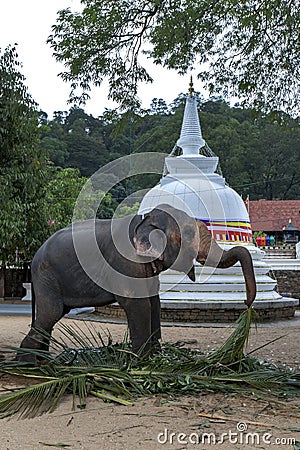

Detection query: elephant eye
(151, 224), (161, 230)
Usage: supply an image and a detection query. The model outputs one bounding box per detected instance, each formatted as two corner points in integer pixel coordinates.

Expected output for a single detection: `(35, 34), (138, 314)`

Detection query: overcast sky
(0, 0), (197, 118)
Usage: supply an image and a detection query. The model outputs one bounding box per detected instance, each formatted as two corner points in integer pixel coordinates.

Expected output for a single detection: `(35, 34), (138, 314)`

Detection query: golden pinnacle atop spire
(177, 76), (205, 154)
(189, 76), (194, 97)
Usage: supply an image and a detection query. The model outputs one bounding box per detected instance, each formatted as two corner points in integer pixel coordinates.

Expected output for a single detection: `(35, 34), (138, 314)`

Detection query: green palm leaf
(0, 376), (76, 419)
(0, 308), (299, 419)
(207, 307), (256, 365)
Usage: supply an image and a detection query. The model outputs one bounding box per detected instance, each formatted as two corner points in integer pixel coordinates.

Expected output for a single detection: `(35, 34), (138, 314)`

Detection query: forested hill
(39, 96), (300, 202)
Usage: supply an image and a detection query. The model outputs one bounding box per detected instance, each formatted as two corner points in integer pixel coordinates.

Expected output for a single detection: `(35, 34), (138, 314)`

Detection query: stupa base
(95, 297), (298, 323)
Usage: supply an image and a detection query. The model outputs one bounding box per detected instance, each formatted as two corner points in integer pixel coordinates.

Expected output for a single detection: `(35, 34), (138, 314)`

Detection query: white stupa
(138, 79), (297, 321)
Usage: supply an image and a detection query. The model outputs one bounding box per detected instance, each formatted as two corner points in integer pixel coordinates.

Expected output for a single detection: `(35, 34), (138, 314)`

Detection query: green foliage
(46, 167), (87, 231)
(40, 106), (110, 177)
(114, 202), (140, 218)
(0, 309), (299, 419)
(207, 307), (255, 365)
(149, 98), (169, 115)
(63, 107), (109, 177)
(38, 115), (69, 166)
(46, 167), (117, 228)
(248, 117), (300, 200)
(198, 100), (300, 200)
(48, 0), (299, 114)
(0, 46), (49, 266)
(96, 192), (118, 219)
(39, 98), (300, 201)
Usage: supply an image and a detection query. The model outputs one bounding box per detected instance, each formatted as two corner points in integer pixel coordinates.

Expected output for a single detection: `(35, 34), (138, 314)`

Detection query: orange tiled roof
(249, 200), (300, 232)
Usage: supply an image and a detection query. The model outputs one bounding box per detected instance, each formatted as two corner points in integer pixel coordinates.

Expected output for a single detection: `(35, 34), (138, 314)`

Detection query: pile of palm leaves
(0, 307), (299, 419)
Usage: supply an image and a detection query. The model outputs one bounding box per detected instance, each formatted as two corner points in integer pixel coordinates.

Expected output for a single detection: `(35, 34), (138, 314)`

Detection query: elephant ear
(133, 214), (165, 259)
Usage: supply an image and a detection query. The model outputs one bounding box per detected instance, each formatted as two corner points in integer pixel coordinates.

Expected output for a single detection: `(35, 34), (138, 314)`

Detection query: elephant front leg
(116, 296), (152, 354)
(150, 294), (161, 346)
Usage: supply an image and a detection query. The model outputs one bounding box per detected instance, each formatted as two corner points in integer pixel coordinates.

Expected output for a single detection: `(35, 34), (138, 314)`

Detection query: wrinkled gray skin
(20, 204), (256, 363)
(195, 220), (256, 307)
(20, 205), (199, 361)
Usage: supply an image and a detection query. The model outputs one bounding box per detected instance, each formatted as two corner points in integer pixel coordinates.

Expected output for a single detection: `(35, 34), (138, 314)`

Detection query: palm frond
(0, 308), (299, 419)
(0, 376), (78, 419)
(207, 307), (257, 365)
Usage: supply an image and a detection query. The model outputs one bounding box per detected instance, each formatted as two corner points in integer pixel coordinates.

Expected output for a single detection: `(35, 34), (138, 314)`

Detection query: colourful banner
(200, 219), (253, 243)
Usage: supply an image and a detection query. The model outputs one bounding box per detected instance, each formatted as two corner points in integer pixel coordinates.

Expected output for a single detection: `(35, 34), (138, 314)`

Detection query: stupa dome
(139, 159), (252, 243)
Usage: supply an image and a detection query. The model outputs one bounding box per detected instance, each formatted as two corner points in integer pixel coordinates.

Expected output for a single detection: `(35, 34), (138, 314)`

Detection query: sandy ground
(0, 314), (299, 450)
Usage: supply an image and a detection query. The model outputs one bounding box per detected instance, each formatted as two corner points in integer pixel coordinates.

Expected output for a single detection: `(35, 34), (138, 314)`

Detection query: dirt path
(0, 315), (299, 450)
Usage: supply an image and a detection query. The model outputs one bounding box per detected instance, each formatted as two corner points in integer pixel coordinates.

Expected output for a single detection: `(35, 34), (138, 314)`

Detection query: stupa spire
(176, 77), (205, 155)
(188, 75), (194, 97)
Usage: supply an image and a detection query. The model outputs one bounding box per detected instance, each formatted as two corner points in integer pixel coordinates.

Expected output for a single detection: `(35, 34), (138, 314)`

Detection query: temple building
(249, 200), (300, 244)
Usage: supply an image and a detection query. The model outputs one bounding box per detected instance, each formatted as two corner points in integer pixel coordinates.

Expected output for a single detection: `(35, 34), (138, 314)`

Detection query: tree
(0, 46), (49, 266)
(241, 115), (300, 200)
(63, 107), (109, 177)
(46, 167), (87, 231)
(199, 102), (300, 200)
(149, 98), (169, 115)
(39, 118), (69, 166)
(40, 106), (110, 177)
(45, 167), (115, 227)
(38, 98), (300, 205)
(48, 0), (299, 114)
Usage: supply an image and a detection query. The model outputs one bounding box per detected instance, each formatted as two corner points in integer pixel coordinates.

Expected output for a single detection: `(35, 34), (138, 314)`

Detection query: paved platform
(0, 303), (299, 328)
(68, 310), (300, 328)
(0, 304), (94, 316)
(0, 303), (31, 315)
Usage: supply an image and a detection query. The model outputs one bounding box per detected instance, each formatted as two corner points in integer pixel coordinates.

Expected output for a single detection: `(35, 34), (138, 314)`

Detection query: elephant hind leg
(19, 291), (65, 364)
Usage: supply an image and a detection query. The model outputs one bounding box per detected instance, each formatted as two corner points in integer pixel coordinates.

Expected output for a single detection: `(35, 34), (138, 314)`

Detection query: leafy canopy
(38, 97), (300, 201)
(0, 46), (49, 265)
(48, 0), (300, 114)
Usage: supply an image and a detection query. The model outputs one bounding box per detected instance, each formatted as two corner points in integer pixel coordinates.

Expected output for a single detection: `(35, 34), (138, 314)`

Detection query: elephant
(19, 204), (199, 361)
(19, 204), (256, 362)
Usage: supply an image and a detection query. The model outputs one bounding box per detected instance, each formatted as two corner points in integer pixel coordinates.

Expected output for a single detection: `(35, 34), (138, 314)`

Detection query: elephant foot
(151, 337), (161, 352)
(16, 347), (51, 366)
(134, 339), (161, 358)
(16, 349), (39, 366)
(18, 328), (51, 366)
(147, 343), (162, 357)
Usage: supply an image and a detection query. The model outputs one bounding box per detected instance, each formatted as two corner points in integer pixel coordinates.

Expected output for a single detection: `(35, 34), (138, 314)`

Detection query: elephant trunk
(196, 221), (256, 307)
